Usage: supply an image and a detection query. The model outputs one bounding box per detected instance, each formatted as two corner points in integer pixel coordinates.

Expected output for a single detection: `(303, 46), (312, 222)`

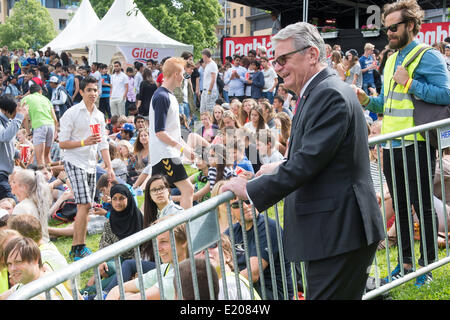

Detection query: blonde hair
(13, 169), (52, 230)
(364, 43), (375, 51)
(162, 57), (186, 78)
(117, 140), (133, 156)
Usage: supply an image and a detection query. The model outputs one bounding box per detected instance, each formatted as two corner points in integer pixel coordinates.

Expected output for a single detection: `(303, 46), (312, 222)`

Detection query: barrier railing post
(225, 202), (243, 300)
(133, 246), (146, 300)
(437, 128), (450, 256)
(401, 136), (416, 272)
(425, 131), (439, 262)
(250, 206), (268, 299)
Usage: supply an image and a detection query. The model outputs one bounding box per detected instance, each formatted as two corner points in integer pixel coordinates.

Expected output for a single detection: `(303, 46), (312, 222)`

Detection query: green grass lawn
(50, 165), (449, 299)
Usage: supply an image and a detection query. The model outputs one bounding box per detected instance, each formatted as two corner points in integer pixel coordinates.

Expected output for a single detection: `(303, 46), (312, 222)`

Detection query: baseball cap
(346, 49), (359, 57)
(49, 76), (59, 83)
(122, 123), (135, 132)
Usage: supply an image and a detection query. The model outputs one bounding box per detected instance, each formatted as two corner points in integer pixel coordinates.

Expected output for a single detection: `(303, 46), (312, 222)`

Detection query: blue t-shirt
(234, 155), (254, 174)
(359, 55), (375, 84)
(225, 214), (294, 300)
(65, 74), (75, 97)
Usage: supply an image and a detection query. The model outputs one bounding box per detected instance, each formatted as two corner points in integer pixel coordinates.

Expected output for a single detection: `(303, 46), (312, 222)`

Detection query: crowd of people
(0, 0), (449, 301)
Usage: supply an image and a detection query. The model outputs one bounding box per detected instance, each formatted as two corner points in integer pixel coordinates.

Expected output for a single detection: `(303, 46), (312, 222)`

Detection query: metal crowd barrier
(7, 118), (450, 300)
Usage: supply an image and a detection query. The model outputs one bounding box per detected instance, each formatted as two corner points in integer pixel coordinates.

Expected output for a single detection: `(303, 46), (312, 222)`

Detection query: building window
(240, 24), (243, 34)
(233, 8), (236, 18)
(240, 7), (243, 17)
(233, 25), (236, 35)
(226, 27), (230, 36)
(59, 19), (67, 30)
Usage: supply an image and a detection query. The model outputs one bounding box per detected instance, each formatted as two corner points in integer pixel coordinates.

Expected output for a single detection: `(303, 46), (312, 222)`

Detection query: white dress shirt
(59, 100), (109, 173)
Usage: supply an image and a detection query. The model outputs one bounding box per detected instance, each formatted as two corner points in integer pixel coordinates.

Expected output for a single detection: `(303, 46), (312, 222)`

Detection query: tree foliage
(88, 0), (223, 58)
(0, 0), (57, 50)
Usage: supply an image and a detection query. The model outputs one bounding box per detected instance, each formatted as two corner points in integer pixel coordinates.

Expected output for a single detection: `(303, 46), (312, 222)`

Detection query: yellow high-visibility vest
(382, 43), (430, 141)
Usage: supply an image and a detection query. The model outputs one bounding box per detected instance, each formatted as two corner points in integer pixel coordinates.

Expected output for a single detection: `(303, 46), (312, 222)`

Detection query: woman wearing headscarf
(82, 184), (143, 299)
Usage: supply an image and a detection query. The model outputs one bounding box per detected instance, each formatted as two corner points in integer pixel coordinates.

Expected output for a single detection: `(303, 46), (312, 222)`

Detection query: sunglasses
(381, 20), (407, 33)
(272, 46), (311, 67)
(231, 199), (251, 209)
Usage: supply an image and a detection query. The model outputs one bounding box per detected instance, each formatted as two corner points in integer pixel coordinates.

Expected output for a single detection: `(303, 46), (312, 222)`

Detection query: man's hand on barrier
(222, 176), (249, 200)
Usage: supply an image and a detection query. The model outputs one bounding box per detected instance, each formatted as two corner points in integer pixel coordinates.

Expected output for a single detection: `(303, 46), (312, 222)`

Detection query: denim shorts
(32, 125), (54, 147)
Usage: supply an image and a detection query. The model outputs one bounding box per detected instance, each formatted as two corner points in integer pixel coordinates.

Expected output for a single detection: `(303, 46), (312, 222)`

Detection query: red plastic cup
(20, 144), (30, 163)
(90, 123), (100, 135)
(235, 167), (243, 175)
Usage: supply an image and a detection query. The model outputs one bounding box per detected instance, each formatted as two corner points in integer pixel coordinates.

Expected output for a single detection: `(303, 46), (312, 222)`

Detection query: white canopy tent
(68, 0), (193, 65)
(41, 0), (100, 52)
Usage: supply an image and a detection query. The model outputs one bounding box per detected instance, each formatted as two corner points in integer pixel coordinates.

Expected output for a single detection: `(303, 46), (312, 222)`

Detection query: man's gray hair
(272, 22), (326, 63)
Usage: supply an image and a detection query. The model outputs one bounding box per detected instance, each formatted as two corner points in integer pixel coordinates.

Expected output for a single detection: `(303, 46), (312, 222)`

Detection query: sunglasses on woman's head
(381, 20), (407, 33)
(231, 199), (251, 209)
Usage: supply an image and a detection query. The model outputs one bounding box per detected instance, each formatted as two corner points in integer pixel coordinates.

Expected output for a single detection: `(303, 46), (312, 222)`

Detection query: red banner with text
(222, 22), (450, 64)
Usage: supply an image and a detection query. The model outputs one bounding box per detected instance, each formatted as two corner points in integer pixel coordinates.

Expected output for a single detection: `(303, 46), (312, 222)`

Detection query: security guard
(356, 0), (450, 287)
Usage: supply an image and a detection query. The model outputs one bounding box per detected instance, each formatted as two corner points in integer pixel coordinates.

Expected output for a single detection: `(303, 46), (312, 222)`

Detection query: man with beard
(355, 0), (450, 288)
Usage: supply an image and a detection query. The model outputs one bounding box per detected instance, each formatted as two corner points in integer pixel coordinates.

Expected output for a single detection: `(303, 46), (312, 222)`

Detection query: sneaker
(383, 263), (413, 283)
(74, 246), (92, 261)
(415, 271), (432, 288)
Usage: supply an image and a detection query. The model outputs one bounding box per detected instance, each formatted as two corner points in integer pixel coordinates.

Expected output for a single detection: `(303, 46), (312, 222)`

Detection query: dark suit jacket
(247, 67), (384, 262)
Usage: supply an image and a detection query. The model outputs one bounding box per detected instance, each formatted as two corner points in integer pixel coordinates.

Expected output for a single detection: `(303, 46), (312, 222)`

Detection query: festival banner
(222, 22), (450, 64)
(118, 46), (175, 64)
(417, 22), (450, 45)
(222, 35), (274, 64)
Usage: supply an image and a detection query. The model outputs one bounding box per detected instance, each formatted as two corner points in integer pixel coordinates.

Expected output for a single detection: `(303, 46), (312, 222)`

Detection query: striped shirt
(370, 161), (386, 194)
(208, 166), (237, 191)
(101, 74), (111, 98)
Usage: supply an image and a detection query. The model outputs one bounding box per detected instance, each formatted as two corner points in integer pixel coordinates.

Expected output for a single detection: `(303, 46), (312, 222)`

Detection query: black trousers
(383, 142), (437, 267)
(304, 242), (378, 300)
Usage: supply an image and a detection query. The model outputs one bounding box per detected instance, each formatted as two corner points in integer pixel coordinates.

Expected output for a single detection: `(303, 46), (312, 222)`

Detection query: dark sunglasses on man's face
(231, 199), (251, 209)
(381, 20), (407, 33)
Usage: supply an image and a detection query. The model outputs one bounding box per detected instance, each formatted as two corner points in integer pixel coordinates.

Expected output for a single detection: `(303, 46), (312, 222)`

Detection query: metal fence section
(364, 117), (450, 299)
(7, 118), (450, 300)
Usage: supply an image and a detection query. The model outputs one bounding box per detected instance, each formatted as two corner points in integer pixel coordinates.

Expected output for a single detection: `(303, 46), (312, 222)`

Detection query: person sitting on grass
(82, 184), (143, 299)
(195, 233), (261, 300)
(0, 236), (73, 300)
(106, 218), (188, 300)
(175, 257), (220, 300)
(10, 168), (52, 243)
(0, 229), (21, 294)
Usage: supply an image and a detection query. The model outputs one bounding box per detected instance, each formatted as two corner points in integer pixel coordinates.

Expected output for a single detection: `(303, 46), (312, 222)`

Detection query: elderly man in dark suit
(223, 22), (384, 300)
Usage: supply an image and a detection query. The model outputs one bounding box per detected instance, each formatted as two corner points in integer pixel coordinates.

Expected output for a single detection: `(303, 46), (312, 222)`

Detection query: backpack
(51, 198), (77, 224)
(56, 85), (74, 108)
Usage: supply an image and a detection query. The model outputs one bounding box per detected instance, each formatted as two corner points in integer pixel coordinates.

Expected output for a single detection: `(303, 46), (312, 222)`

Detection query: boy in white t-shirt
(256, 129), (284, 165)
